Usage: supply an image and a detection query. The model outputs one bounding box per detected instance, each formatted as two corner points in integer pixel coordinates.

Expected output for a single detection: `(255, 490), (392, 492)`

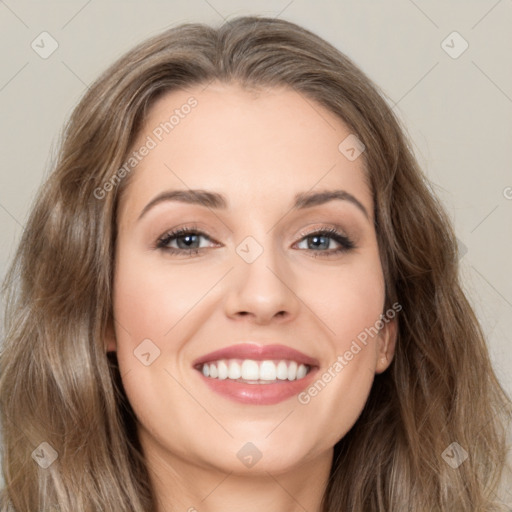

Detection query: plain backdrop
(0, 0), (511, 495)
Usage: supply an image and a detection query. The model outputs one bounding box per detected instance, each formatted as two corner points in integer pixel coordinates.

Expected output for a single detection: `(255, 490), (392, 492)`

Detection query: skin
(106, 82), (397, 512)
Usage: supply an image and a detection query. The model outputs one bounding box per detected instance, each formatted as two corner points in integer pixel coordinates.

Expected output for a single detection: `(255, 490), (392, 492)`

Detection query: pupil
(311, 235), (328, 250)
(178, 234), (198, 249)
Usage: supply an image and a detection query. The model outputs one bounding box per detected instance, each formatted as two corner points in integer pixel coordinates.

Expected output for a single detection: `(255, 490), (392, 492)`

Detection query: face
(107, 82), (396, 477)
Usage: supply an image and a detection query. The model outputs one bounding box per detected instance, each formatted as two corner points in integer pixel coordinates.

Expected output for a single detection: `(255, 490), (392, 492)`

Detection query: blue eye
(156, 227), (214, 256)
(156, 226), (355, 257)
(295, 227), (355, 257)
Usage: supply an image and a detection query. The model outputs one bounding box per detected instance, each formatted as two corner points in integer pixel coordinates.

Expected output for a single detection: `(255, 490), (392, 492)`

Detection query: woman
(1, 15), (510, 512)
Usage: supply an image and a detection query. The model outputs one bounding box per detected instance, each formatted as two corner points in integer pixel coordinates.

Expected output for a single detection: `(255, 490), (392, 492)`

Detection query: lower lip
(195, 367), (319, 405)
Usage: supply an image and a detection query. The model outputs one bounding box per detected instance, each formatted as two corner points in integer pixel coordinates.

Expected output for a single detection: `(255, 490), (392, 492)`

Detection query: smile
(192, 343), (320, 405)
(198, 359), (311, 383)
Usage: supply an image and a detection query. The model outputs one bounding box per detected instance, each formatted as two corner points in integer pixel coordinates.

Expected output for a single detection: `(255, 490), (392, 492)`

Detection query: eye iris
(309, 235), (329, 250)
(177, 233), (199, 249)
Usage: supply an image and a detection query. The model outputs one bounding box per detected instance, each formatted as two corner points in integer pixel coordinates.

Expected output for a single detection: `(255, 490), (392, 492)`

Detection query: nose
(223, 238), (300, 325)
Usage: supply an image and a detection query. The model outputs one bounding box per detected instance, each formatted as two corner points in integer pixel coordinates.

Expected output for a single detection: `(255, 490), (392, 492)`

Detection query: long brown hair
(1, 15), (510, 511)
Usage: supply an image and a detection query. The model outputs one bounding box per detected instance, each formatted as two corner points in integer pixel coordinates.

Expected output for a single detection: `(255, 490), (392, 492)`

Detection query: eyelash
(156, 224), (355, 258)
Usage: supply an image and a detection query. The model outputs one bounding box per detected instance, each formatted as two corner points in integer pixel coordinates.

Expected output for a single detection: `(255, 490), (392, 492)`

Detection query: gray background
(0, 0), (511, 501)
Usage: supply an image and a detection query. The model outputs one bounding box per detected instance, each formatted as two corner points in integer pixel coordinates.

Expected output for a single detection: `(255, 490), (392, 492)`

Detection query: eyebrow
(137, 188), (369, 221)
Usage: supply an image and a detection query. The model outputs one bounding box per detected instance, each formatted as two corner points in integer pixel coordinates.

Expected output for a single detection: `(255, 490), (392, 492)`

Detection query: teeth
(297, 364), (307, 379)
(241, 360), (259, 380)
(228, 361), (241, 380)
(200, 359), (311, 383)
(217, 360), (228, 380)
(288, 361), (297, 380)
(259, 360), (276, 381)
(276, 361), (288, 380)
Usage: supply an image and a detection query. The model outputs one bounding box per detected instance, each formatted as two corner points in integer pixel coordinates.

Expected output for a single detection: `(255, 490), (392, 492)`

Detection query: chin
(190, 436), (319, 476)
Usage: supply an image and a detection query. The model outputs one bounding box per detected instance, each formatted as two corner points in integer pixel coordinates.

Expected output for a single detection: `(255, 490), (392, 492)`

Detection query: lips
(192, 343), (320, 368)
(192, 343), (320, 405)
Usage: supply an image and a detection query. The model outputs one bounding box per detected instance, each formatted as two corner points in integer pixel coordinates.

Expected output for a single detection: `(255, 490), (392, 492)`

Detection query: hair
(1, 14), (510, 512)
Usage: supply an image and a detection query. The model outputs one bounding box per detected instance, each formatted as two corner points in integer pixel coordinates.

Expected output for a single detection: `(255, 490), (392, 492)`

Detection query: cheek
(110, 248), (204, 448)
(313, 253), (386, 351)
(112, 248), (217, 346)
(295, 254), (385, 442)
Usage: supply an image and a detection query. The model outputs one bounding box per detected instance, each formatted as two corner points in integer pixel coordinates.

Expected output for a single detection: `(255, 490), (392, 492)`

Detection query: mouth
(192, 343), (319, 405)
(195, 358), (312, 384)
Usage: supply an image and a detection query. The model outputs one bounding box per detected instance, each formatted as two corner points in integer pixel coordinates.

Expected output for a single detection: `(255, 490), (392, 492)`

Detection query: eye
(155, 225), (356, 258)
(295, 227), (355, 257)
(156, 226), (218, 256)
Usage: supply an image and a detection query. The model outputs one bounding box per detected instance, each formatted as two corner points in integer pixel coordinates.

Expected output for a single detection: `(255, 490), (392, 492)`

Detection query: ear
(105, 316), (117, 353)
(375, 317), (397, 374)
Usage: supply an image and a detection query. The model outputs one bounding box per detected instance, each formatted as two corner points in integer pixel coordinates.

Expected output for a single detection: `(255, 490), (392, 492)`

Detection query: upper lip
(192, 343), (320, 368)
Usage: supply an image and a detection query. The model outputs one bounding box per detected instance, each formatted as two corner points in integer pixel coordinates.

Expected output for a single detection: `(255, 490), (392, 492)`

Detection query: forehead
(118, 82), (372, 223)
